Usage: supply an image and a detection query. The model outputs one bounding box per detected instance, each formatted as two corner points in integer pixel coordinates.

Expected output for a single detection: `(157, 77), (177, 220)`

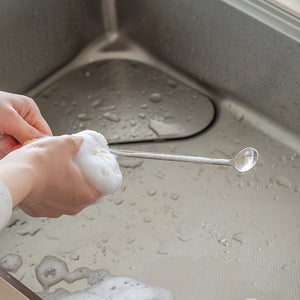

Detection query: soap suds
(36, 256), (174, 300)
(38, 277), (174, 300)
(0, 254), (23, 273)
(35, 256), (110, 291)
(73, 130), (122, 196)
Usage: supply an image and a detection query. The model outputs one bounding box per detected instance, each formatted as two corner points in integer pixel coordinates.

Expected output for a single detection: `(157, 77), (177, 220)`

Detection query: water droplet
(171, 210), (180, 218)
(114, 198), (124, 205)
(65, 108), (75, 116)
(279, 155), (286, 163)
(273, 175), (292, 188)
(130, 130), (137, 138)
(147, 188), (157, 196)
(163, 111), (173, 119)
(69, 253), (79, 261)
(143, 217), (152, 223)
(126, 238), (135, 244)
(17, 223), (41, 236)
(217, 238), (228, 247)
(128, 264), (135, 270)
(231, 232), (249, 245)
(177, 231), (195, 242)
(157, 247), (174, 255)
(102, 237), (108, 243)
(149, 92), (162, 103)
(153, 171), (165, 180)
(170, 193), (179, 200)
(119, 159), (143, 169)
(78, 122), (86, 129)
(167, 79), (177, 88)
(103, 112), (120, 122)
(149, 119), (183, 137)
(264, 181), (273, 189)
(91, 99), (102, 108)
(77, 113), (90, 120)
(235, 113), (244, 122)
(265, 240), (272, 247)
(99, 105), (116, 111)
(281, 264), (290, 270)
(138, 113), (146, 119)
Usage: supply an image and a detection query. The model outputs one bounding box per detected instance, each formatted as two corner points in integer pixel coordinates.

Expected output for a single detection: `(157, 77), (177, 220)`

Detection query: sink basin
(0, 1), (299, 299)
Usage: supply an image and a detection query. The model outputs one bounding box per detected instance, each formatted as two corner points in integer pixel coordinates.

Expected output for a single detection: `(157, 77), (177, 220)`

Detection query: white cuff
(0, 181), (13, 231)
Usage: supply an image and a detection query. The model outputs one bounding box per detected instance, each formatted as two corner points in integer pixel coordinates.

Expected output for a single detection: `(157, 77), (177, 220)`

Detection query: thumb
(69, 135), (84, 156)
(6, 114), (45, 143)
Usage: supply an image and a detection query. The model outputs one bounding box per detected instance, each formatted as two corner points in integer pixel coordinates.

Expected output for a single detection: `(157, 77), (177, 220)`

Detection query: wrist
(0, 154), (38, 207)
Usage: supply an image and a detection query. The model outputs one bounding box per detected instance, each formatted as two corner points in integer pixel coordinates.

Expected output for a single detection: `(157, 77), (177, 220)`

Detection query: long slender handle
(109, 148), (230, 166)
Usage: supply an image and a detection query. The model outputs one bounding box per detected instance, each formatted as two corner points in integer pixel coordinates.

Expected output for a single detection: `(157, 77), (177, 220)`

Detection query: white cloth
(0, 181), (12, 231)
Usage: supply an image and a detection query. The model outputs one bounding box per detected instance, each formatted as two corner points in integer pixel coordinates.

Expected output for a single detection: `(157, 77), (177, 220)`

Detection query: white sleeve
(0, 181), (12, 231)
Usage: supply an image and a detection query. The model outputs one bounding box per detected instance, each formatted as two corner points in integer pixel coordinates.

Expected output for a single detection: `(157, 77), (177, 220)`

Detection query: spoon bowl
(230, 147), (259, 173)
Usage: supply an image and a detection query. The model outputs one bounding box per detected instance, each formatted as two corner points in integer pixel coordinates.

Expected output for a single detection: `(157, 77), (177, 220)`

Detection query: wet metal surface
(0, 99), (299, 299)
(34, 60), (215, 143)
(0, 0), (299, 299)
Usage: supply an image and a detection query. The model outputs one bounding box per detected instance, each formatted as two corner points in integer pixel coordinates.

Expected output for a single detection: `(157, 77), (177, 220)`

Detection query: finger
(24, 101), (53, 136)
(6, 112), (46, 143)
(32, 135), (84, 157)
(31, 116), (53, 136)
(62, 135), (84, 156)
(11, 94), (53, 137)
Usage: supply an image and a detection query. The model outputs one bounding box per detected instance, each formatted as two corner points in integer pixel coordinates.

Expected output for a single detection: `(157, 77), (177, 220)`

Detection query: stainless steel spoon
(109, 147), (259, 173)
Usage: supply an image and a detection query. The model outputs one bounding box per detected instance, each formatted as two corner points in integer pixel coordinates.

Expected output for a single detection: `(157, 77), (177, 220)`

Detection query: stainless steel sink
(0, 1), (299, 299)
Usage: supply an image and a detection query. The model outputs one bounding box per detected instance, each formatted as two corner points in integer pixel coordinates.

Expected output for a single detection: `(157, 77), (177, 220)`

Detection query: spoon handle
(109, 148), (230, 166)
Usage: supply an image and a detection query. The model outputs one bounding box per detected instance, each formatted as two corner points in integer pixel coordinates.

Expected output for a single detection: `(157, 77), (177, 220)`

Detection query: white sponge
(73, 130), (122, 196)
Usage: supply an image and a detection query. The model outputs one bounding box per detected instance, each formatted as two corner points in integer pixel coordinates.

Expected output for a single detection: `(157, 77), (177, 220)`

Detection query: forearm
(0, 160), (34, 207)
(0, 159), (35, 231)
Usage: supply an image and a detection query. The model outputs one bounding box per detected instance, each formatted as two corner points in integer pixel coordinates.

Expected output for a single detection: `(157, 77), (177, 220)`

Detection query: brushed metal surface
(0, 0), (104, 93)
(116, 0), (300, 133)
(0, 1), (299, 300)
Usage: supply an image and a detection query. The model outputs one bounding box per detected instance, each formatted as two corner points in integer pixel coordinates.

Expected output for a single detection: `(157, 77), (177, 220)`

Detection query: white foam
(73, 130), (122, 196)
(60, 276), (174, 300)
(0, 254), (23, 273)
(36, 256), (174, 300)
(35, 256), (111, 291)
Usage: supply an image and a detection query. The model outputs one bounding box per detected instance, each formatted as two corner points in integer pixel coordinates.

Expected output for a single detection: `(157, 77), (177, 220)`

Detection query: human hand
(0, 135), (100, 218)
(0, 91), (52, 158)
